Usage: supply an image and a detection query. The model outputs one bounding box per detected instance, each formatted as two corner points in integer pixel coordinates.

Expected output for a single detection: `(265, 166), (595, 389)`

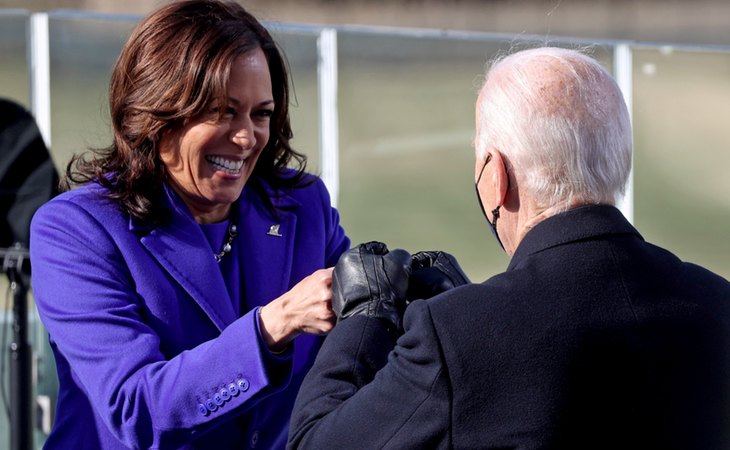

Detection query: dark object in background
(0, 98), (59, 252)
(0, 98), (59, 450)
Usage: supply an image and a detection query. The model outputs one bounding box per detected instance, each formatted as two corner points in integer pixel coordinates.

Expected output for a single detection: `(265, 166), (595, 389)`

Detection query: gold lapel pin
(266, 224), (283, 237)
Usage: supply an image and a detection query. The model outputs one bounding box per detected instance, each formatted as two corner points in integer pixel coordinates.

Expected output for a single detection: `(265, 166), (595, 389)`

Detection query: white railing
(13, 10), (729, 220)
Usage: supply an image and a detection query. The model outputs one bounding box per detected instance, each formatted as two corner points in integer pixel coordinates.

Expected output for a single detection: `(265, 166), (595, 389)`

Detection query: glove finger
(432, 252), (471, 285)
(382, 249), (412, 299)
(353, 245), (375, 306)
(332, 248), (368, 319)
(368, 248), (411, 331)
(355, 242), (389, 303)
(360, 241), (389, 256)
(331, 244), (390, 320)
(408, 266), (453, 300)
(411, 251), (438, 271)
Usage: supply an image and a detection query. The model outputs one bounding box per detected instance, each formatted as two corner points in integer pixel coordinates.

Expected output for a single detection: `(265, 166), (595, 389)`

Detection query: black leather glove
(332, 241), (412, 332)
(407, 251), (471, 302)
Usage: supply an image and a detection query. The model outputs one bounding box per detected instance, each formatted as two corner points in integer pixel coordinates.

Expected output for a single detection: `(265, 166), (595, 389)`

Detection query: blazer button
(197, 403), (209, 416)
(250, 430), (259, 448)
(220, 388), (231, 402)
(205, 399), (218, 412)
(237, 378), (250, 392)
(213, 392), (225, 406)
(228, 382), (240, 397)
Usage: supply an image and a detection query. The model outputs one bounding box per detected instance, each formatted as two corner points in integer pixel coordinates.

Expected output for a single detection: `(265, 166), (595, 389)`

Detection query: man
(287, 47), (730, 449)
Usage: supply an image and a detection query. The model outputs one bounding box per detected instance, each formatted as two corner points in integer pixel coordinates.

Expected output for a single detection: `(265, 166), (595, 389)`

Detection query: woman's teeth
(206, 155), (244, 174)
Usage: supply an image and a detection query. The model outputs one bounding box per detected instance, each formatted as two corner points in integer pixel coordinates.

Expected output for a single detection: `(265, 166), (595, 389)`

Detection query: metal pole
(5, 246), (32, 450)
(317, 28), (340, 207)
(29, 12), (52, 150)
(613, 43), (634, 223)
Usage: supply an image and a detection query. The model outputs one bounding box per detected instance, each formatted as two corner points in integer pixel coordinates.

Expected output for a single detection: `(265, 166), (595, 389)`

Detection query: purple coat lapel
(132, 185), (237, 331)
(237, 184), (301, 310)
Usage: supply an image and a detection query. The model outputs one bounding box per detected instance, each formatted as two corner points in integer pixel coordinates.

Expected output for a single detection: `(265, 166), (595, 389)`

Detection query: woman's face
(160, 47), (273, 223)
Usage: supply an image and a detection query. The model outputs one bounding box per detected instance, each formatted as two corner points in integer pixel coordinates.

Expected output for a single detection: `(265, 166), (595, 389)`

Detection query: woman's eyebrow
(227, 97), (275, 107)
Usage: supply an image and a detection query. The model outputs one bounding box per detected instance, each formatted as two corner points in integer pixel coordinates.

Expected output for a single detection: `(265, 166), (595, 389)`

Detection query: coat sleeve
(287, 300), (451, 449)
(30, 198), (293, 448)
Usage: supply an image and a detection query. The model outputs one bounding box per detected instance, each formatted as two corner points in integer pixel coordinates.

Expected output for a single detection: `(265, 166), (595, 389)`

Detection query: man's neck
(509, 198), (592, 255)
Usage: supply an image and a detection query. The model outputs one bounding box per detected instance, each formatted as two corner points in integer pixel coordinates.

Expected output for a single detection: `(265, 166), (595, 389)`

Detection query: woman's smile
(205, 155), (245, 176)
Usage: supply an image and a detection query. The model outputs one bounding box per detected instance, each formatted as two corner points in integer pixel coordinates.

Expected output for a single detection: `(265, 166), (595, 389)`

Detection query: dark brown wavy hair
(64, 0), (309, 223)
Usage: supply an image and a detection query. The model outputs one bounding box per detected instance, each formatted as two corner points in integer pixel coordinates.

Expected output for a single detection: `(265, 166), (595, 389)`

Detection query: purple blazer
(29, 174), (349, 449)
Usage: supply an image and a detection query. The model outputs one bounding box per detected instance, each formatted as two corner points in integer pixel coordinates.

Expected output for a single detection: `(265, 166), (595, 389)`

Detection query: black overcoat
(289, 205), (730, 450)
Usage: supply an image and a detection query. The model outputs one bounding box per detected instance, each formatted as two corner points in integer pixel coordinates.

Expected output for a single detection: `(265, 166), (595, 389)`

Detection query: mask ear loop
(475, 154), (491, 186)
(474, 154), (506, 251)
(491, 205), (501, 226)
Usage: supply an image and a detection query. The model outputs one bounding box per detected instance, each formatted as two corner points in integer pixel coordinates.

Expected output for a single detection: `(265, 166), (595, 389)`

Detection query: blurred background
(0, 0), (729, 448)
(3, 0), (730, 46)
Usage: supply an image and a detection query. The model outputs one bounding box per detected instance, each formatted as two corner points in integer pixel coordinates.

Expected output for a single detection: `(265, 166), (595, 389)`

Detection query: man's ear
(481, 149), (509, 209)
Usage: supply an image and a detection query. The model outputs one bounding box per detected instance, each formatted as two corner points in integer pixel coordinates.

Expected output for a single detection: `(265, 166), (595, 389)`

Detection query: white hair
(475, 47), (632, 210)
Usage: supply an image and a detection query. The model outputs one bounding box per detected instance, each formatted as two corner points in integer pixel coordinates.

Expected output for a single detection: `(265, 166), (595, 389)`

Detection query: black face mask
(474, 155), (505, 251)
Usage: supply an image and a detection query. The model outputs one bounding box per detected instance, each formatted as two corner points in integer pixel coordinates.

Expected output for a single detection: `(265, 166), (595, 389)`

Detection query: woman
(29, 1), (349, 448)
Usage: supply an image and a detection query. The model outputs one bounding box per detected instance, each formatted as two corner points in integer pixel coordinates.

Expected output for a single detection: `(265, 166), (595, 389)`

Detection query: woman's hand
(258, 268), (335, 352)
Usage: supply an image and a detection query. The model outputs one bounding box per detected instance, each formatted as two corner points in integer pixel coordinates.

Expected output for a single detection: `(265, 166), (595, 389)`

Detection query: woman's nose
(230, 119), (255, 149)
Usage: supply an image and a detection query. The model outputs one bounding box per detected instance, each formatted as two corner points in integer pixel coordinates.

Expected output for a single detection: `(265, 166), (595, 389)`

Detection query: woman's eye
(255, 109), (274, 119)
(208, 107), (235, 116)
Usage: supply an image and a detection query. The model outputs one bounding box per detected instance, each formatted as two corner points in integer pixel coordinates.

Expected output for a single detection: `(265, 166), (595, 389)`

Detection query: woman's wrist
(258, 301), (297, 353)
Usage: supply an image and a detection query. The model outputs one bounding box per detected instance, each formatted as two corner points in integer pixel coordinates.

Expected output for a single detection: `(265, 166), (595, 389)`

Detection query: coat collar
(508, 205), (642, 271)
(129, 180), (301, 331)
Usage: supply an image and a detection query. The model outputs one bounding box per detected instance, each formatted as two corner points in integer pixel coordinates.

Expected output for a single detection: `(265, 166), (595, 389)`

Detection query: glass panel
(337, 32), (505, 281)
(633, 47), (730, 279)
(337, 32), (614, 281)
(271, 30), (321, 170)
(0, 12), (30, 107)
(49, 16), (136, 173)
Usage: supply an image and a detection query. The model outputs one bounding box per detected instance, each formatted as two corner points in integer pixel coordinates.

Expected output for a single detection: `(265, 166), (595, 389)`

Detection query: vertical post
(317, 28), (339, 207)
(6, 247), (32, 450)
(613, 43), (633, 223)
(29, 12), (52, 150)
(19, 12), (50, 449)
